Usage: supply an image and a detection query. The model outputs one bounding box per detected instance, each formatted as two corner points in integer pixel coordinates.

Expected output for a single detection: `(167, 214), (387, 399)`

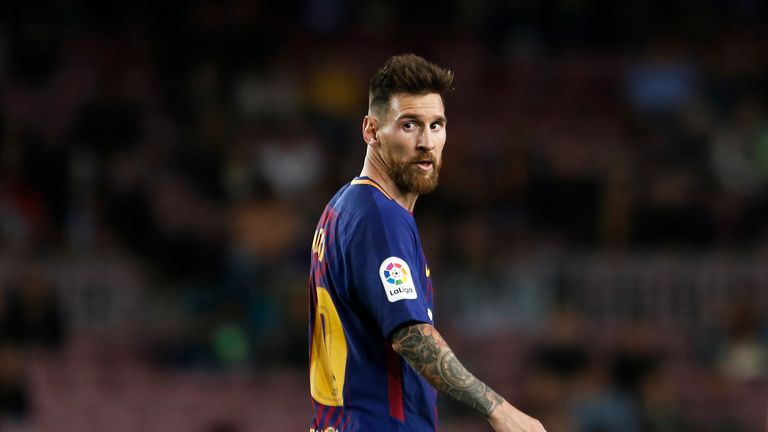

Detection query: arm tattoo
(391, 323), (504, 416)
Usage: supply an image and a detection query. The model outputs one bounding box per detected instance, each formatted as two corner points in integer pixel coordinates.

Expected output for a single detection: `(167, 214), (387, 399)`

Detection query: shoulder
(336, 182), (414, 238)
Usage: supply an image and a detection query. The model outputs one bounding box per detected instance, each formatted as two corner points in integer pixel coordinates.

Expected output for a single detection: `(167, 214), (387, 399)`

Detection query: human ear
(362, 116), (379, 147)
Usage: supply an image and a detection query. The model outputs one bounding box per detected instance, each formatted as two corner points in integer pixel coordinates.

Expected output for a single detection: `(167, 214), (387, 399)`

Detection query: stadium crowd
(0, 1), (766, 430)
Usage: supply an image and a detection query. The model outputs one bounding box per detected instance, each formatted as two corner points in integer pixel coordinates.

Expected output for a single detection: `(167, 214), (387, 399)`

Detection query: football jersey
(308, 176), (437, 432)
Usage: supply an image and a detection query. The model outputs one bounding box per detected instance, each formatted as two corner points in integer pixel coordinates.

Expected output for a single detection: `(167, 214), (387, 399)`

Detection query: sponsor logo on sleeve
(379, 257), (417, 302)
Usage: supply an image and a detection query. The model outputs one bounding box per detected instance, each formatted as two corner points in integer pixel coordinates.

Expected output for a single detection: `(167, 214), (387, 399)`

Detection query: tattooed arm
(391, 323), (546, 432)
(391, 322), (502, 414)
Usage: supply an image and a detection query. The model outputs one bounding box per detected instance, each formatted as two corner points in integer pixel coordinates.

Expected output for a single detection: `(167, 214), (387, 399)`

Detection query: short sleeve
(347, 209), (431, 339)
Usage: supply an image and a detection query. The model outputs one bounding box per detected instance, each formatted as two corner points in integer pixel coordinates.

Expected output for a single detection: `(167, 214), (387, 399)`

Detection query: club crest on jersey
(379, 257), (417, 302)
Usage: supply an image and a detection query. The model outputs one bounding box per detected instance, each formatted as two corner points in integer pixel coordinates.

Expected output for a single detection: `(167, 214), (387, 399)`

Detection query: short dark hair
(368, 53), (454, 115)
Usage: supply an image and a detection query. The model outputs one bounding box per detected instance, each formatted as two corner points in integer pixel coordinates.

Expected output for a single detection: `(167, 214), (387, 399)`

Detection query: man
(308, 53), (546, 432)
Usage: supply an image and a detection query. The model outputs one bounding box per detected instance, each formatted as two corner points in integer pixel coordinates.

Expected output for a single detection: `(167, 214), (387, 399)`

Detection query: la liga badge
(379, 257), (417, 302)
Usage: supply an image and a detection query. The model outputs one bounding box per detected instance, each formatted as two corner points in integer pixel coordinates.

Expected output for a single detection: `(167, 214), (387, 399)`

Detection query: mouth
(414, 160), (434, 171)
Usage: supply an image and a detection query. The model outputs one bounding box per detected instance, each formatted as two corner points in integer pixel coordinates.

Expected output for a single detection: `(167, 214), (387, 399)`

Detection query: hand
(487, 400), (546, 432)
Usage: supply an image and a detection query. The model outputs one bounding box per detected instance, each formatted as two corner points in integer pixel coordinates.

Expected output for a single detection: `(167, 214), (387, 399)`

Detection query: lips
(416, 161), (433, 170)
(413, 158), (435, 171)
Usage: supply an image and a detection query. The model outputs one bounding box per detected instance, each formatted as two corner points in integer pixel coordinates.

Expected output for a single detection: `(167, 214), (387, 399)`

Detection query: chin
(408, 173), (439, 195)
(390, 160), (441, 195)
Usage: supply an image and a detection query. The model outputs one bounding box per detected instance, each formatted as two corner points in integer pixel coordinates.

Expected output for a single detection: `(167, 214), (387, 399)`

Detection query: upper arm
(347, 209), (432, 338)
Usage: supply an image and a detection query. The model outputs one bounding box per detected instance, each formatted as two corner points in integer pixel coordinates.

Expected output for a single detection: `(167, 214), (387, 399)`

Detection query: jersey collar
(350, 176), (394, 201)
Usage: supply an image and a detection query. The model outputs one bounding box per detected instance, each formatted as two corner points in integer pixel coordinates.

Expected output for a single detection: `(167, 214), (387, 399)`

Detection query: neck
(360, 154), (418, 213)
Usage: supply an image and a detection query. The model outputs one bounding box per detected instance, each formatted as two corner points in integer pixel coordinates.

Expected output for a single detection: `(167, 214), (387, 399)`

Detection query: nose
(417, 128), (435, 153)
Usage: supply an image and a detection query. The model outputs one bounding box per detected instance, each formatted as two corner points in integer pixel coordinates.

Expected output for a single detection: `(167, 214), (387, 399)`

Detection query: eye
(403, 121), (416, 131)
(430, 122), (443, 130)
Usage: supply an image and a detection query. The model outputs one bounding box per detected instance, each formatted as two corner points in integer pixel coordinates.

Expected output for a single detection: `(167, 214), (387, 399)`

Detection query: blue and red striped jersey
(308, 177), (437, 431)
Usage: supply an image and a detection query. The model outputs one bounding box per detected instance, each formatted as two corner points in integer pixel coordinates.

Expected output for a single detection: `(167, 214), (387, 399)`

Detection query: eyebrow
(397, 113), (447, 123)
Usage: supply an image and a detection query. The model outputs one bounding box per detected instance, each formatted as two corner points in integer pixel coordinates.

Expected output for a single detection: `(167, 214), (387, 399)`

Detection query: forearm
(391, 323), (504, 416)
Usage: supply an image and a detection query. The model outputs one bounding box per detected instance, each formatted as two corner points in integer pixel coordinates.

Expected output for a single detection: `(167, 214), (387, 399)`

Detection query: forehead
(387, 93), (445, 119)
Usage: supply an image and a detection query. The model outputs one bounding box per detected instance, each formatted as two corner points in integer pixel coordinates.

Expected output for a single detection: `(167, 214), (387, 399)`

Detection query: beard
(383, 150), (442, 195)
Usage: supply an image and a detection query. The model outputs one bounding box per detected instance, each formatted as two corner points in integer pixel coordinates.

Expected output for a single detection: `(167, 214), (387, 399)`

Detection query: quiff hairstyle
(368, 53), (454, 116)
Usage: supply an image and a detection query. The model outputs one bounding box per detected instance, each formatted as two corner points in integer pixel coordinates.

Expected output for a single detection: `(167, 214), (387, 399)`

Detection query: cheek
(380, 140), (407, 165)
(434, 137), (446, 157)
(382, 135), (410, 157)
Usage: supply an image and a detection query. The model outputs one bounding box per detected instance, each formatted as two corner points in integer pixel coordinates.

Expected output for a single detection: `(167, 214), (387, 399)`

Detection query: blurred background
(0, 0), (767, 431)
